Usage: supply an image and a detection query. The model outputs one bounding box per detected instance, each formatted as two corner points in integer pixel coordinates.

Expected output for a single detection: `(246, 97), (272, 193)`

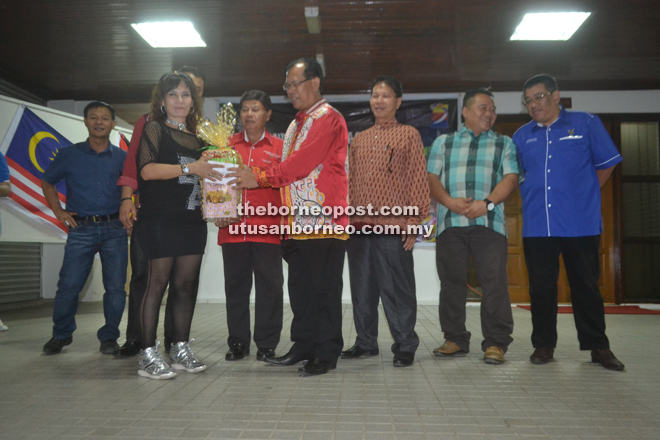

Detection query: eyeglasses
(523, 92), (552, 107)
(283, 78), (313, 91)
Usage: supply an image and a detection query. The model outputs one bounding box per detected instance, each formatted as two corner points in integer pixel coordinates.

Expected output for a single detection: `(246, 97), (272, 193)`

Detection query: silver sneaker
(137, 342), (177, 380)
(170, 339), (207, 373)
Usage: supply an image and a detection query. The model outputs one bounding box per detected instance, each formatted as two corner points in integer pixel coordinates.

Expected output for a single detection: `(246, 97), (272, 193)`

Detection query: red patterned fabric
(218, 130), (283, 245)
(253, 167), (271, 189)
(263, 99), (349, 240)
(349, 120), (430, 229)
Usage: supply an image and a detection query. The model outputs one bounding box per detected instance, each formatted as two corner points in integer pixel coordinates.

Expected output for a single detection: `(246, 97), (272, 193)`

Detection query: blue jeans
(52, 218), (128, 341)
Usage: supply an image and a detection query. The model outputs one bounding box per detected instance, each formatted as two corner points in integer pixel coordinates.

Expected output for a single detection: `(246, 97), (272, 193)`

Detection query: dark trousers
(523, 235), (609, 350)
(347, 234), (419, 354)
(435, 226), (514, 353)
(124, 221), (174, 343)
(221, 242), (284, 350)
(281, 238), (345, 364)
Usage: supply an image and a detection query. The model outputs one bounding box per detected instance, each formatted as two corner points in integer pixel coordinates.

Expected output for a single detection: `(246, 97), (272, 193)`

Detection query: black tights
(139, 254), (202, 349)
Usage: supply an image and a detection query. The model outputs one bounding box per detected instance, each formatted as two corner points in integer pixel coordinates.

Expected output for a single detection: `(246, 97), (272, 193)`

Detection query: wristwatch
(484, 198), (495, 212)
(181, 163), (190, 175)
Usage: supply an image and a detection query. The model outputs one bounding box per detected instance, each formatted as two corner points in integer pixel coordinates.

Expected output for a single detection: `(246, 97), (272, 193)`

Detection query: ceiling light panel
(510, 12), (591, 41)
(131, 21), (206, 48)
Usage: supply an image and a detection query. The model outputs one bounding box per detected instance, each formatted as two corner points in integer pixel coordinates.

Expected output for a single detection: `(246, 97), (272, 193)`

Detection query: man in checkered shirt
(427, 88), (520, 365)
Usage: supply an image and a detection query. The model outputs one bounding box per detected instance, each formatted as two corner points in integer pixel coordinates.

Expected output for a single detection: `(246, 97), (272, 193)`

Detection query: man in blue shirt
(428, 89), (520, 365)
(41, 101), (128, 355)
(512, 74), (624, 371)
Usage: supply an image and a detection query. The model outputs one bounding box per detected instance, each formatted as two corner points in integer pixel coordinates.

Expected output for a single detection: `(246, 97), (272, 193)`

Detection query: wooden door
(495, 121), (529, 303)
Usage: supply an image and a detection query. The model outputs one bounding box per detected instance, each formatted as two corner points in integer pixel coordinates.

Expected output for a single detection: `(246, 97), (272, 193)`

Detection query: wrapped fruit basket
(197, 104), (243, 221)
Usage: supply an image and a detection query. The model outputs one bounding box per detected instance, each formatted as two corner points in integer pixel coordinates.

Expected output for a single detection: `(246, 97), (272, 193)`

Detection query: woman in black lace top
(134, 72), (222, 379)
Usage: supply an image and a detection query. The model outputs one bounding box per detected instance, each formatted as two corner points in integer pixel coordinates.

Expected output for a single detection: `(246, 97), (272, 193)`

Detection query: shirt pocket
(554, 136), (592, 173)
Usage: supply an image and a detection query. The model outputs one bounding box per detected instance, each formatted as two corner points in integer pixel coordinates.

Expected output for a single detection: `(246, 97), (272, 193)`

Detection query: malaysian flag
(118, 133), (130, 152)
(0, 106), (72, 240)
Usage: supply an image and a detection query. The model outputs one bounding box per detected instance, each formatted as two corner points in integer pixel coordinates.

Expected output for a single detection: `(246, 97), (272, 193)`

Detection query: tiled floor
(1, 301), (659, 440)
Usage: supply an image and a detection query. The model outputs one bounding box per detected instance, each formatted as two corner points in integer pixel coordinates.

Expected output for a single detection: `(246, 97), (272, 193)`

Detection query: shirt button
(374, 135), (378, 139)
(548, 169), (551, 173)
(548, 186), (551, 190)
(548, 204), (552, 207)
(549, 141), (552, 144)
(549, 155), (552, 158)
(548, 128), (551, 131)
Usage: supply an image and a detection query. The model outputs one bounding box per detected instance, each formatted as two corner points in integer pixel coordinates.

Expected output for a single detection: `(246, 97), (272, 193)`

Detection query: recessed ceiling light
(510, 12), (591, 41)
(131, 21), (206, 48)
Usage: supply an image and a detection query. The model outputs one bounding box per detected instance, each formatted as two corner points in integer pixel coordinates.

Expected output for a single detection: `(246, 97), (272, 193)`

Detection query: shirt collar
(82, 139), (114, 155)
(535, 105), (567, 129)
(375, 119), (399, 129)
(233, 129), (273, 147)
(243, 129), (266, 145)
(458, 124), (493, 138)
(295, 98), (327, 124)
(305, 98), (326, 115)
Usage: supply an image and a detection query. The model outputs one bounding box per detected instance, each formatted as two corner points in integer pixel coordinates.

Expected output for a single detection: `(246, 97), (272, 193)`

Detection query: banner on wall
(0, 106), (72, 239)
(233, 98), (459, 245)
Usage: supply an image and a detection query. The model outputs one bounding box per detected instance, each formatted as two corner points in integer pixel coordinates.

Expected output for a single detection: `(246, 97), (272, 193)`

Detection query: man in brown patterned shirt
(342, 76), (430, 368)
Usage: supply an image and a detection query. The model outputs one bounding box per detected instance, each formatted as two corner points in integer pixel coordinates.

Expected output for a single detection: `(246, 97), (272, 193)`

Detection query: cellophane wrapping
(197, 104), (244, 221)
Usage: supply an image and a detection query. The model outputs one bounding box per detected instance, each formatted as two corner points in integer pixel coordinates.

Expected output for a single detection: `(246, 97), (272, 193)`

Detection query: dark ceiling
(1, 0), (659, 106)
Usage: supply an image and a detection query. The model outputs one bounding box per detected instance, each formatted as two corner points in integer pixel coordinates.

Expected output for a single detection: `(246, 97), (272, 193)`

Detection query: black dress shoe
(43, 337), (72, 355)
(530, 348), (555, 364)
(100, 339), (119, 355)
(264, 350), (311, 366)
(591, 349), (625, 371)
(393, 352), (414, 367)
(298, 359), (336, 375)
(256, 348), (276, 361)
(225, 342), (249, 361)
(340, 344), (379, 359)
(113, 340), (141, 358)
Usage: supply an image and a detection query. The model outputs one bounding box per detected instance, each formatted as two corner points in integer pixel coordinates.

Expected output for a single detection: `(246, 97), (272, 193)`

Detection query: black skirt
(136, 217), (208, 260)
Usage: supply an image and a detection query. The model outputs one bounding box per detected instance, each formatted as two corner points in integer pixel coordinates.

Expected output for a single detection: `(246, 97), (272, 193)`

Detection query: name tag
(559, 135), (583, 140)
(525, 138), (537, 144)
